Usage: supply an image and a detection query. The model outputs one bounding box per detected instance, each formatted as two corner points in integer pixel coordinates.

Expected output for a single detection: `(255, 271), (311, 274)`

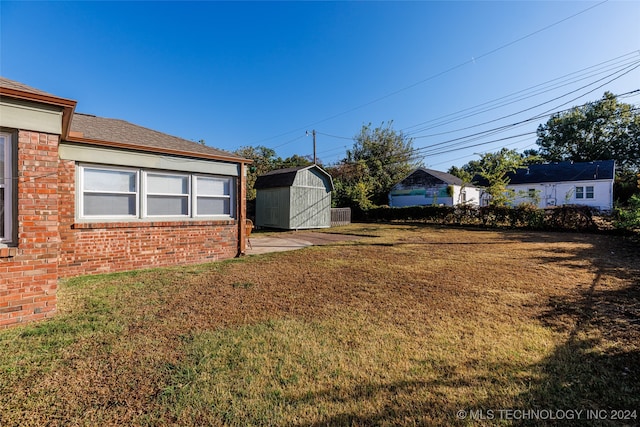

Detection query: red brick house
(1, 77), (250, 328)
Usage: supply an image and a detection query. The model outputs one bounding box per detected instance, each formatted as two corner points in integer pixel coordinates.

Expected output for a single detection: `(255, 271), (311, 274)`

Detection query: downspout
(237, 162), (246, 257)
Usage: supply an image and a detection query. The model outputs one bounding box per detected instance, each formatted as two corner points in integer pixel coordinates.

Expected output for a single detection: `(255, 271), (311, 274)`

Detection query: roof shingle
(0, 76), (59, 97)
(69, 113), (246, 161)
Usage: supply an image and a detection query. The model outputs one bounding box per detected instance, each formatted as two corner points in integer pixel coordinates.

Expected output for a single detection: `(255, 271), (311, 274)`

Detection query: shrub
(614, 194), (640, 231)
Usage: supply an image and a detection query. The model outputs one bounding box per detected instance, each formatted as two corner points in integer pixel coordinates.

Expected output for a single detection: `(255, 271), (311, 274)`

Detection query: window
(145, 172), (189, 216)
(575, 186), (594, 200)
(81, 166), (138, 217)
(195, 176), (232, 216)
(79, 164), (235, 220)
(1, 132), (13, 242)
(586, 186), (594, 199)
(528, 188), (536, 198)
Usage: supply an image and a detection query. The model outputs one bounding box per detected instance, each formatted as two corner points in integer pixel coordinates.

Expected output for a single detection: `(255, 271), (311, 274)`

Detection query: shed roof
(255, 165), (334, 190)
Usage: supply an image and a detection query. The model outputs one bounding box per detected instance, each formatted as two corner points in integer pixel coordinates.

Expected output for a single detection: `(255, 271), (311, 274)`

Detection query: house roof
(1, 76), (248, 164)
(395, 168), (465, 187)
(1, 76), (77, 137)
(0, 76), (60, 97)
(420, 168), (464, 185)
(472, 160), (615, 186)
(507, 160), (615, 185)
(68, 113), (247, 163)
(255, 165), (334, 190)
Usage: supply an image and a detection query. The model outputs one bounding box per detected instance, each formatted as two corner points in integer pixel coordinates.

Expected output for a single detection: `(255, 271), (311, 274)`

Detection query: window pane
(84, 194), (136, 216)
(0, 136), (5, 186)
(147, 174), (188, 194)
(586, 186), (594, 198)
(1, 188), (4, 237)
(147, 195), (188, 216)
(575, 187), (584, 199)
(85, 168), (136, 192)
(197, 177), (230, 196)
(197, 197), (230, 215)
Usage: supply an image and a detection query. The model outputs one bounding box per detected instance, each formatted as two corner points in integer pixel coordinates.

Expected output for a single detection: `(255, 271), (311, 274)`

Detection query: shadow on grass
(513, 234), (640, 425)
(291, 232), (640, 426)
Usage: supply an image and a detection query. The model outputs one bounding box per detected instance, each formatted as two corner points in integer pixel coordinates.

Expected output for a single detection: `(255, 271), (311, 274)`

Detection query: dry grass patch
(1, 224), (638, 426)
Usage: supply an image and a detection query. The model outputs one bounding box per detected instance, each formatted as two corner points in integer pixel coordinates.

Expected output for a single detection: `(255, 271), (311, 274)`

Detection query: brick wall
(57, 160), (240, 278)
(0, 131), (60, 328)
(1, 139), (242, 329)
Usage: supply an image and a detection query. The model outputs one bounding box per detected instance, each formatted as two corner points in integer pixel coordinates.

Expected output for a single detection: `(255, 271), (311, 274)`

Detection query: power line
(404, 53), (640, 136)
(247, 1), (610, 146)
(325, 91), (639, 168)
(309, 52), (640, 148)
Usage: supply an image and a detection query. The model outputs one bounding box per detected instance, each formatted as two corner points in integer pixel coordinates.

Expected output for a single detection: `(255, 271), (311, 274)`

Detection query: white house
(389, 168), (480, 207)
(480, 160), (615, 211)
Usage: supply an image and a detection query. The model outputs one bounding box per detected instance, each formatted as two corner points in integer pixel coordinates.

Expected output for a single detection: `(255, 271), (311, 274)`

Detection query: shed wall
(256, 187), (291, 229)
(289, 186), (331, 229)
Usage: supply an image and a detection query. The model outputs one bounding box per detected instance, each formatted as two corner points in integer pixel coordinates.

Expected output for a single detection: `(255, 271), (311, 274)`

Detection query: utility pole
(307, 129), (317, 164)
(312, 129), (317, 164)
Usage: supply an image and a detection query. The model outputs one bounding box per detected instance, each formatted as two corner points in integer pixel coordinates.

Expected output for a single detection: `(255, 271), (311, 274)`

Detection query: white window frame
(79, 165), (140, 219)
(585, 185), (594, 199)
(193, 175), (234, 218)
(1, 132), (13, 243)
(77, 163), (236, 221)
(575, 186), (595, 200)
(143, 171), (191, 218)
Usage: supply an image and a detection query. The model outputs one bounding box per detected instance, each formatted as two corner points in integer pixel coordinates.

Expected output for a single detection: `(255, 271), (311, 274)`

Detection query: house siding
(388, 168), (480, 207)
(509, 180), (614, 210)
(1, 130), (60, 328)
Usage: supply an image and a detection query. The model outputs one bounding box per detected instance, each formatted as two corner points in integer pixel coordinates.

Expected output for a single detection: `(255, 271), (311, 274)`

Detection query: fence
(331, 208), (351, 227)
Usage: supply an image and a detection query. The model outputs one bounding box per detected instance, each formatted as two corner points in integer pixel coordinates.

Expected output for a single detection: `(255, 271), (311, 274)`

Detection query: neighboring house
(482, 160), (615, 211)
(1, 77), (250, 328)
(255, 165), (334, 230)
(388, 168), (480, 207)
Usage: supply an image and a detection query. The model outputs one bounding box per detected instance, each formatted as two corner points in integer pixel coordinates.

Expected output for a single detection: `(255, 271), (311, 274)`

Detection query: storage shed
(255, 165), (334, 230)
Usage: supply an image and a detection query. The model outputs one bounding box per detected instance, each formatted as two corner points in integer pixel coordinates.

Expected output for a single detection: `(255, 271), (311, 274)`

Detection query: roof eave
(0, 86), (77, 139)
(64, 136), (252, 164)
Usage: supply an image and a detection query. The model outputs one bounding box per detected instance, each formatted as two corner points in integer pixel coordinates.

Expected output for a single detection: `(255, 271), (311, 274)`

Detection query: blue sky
(1, 1), (639, 170)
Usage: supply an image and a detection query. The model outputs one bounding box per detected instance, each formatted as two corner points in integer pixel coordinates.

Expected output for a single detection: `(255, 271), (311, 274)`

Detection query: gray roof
(395, 168), (465, 187)
(0, 76), (59, 97)
(255, 165), (334, 190)
(508, 160), (615, 185)
(69, 113), (246, 161)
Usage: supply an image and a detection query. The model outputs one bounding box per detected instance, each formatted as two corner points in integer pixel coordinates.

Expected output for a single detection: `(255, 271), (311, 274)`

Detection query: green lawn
(1, 224), (638, 426)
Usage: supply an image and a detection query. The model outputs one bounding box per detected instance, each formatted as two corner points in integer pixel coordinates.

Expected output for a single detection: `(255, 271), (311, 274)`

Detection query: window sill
(72, 218), (237, 230)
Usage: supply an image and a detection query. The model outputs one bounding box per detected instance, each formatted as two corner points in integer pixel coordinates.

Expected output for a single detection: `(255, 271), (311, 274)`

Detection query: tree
(234, 146), (314, 200)
(450, 148), (526, 206)
(536, 91), (640, 174)
(234, 145), (278, 200)
(341, 121), (418, 206)
(327, 161), (375, 209)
